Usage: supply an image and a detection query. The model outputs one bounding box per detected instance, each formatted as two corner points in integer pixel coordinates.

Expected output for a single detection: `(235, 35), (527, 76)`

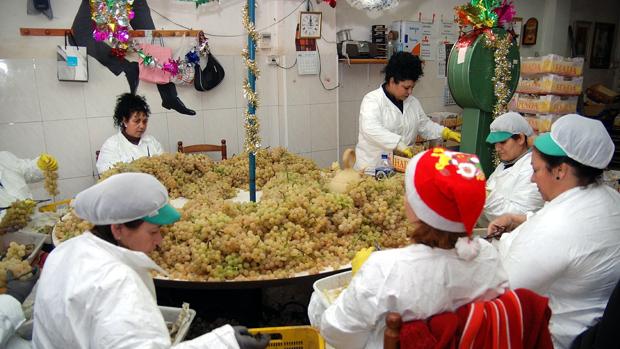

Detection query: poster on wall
(590, 22), (615, 69)
(439, 21), (459, 44)
(419, 22), (434, 61)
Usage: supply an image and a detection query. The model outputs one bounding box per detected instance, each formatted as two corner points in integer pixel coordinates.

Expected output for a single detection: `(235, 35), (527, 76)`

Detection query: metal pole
(248, 0), (257, 202)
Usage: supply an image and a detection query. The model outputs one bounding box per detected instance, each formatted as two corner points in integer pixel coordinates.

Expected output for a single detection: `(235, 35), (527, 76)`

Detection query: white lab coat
(33, 232), (239, 349)
(481, 152), (544, 225)
(96, 131), (163, 174)
(308, 240), (509, 349)
(497, 184), (620, 349)
(354, 86), (444, 171)
(0, 295), (32, 349)
(0, 152), (44, 221)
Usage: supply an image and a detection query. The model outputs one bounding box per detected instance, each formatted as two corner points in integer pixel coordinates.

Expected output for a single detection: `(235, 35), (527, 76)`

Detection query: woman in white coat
(0, 151), (57, 218)
(33, 173), (268, 349)
(489, 114), (620, 349)
(354, 52), (461, 172)
(480, 112), (544, 225)
(309, 148), (508, 349)
(96, 93), (164, 174)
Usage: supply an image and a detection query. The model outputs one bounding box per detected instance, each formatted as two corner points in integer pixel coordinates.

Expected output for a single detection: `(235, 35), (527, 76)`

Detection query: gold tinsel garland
(483, 32), (513, 118)
(483, 31), (513, 165)
(242, 1), (261, 153)
(243, 110), (261, 152)
(242, 48), (261, 78)
(242, 78), (260, 109)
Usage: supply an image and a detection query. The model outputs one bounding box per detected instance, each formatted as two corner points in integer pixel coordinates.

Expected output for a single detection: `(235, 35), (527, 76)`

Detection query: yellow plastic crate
(249, 326), (325, 349)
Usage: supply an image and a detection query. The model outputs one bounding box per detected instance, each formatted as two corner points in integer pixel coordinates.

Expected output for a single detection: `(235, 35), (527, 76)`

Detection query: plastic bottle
(381, 153), (392, 169)
(374, 153), (394, 180)
(387, 40), (394, 60)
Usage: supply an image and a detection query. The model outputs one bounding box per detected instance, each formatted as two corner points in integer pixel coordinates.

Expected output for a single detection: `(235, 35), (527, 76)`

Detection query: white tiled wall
(0, 55), (283, 199)
(0, 51), (343, 200)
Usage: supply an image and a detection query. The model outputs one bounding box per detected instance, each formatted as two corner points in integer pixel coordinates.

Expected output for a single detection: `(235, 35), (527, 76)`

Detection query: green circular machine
(447, 27), (520, 174)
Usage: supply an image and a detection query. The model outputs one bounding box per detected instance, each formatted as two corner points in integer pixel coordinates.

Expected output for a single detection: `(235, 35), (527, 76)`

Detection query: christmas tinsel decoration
(242, 2), (261, 153)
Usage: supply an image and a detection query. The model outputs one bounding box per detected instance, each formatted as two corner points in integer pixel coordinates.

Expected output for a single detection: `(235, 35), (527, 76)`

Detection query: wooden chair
(177, 139), (227, 160)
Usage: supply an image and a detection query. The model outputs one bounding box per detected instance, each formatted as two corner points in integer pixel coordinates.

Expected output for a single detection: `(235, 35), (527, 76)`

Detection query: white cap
(74, 173), (180, 225)
(486, 112), (533, 144)
(534, 114), (615, 169)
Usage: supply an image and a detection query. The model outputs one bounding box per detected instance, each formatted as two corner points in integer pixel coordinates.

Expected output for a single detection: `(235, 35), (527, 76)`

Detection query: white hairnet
(73, 173), (171, 225)
(490, 112), (533, 136)
(551, 114), (614, 169)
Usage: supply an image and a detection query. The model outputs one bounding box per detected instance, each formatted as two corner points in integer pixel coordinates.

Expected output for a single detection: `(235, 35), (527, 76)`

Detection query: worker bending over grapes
(33, 173), (269, 349)
(354, 52), (461, 173)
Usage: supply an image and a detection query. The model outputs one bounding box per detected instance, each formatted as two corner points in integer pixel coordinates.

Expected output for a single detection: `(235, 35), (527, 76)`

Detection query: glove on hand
(37, 153), (58, 171)
(441, 128), (461, 143)
(351, 246), (375, 276)
(7, 267), (39, 303)
(395, 141), (414, 158)
(233, 326), (270, 349)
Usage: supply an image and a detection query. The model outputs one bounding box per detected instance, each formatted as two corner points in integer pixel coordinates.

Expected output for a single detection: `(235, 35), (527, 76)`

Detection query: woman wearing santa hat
(489, 114), (620, 349)
(308, 148), (509, 349)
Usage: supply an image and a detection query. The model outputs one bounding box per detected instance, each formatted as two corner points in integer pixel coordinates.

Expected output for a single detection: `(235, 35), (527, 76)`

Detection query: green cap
(143, 203), (181, 225)
(486, 131), (513, 144)
(534, 133), (567, 157)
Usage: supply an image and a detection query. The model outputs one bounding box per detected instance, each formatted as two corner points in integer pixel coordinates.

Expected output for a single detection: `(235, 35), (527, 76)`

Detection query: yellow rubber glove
(441, 128), (461, 143)
(37, 153), (58, 171)
(398, 147), (412, 158)
(351, 246), (375, 276)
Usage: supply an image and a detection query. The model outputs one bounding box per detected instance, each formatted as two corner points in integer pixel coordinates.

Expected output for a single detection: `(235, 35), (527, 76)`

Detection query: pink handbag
(138, 43), (172, 84)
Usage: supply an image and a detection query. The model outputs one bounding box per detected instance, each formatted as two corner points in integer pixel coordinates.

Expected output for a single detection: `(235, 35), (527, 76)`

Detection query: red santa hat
(405, 148), (486, 234)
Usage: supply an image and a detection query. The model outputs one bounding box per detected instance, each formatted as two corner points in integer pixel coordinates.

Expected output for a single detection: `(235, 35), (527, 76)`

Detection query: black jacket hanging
(194, 53), (225, 92)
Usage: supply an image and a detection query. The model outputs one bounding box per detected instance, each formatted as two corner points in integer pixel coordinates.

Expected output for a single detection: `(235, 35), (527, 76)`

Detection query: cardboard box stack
(510, 54), (584, 133)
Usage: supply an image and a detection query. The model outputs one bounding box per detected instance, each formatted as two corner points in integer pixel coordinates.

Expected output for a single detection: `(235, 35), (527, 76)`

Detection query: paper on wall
(444, 80), (456, 106)
(439, 22), (459, 44)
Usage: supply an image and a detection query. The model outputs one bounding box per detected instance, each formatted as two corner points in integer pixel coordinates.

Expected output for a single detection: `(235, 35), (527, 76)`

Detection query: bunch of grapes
(6, 242), (26, 260)
(0, 242), (32, 289)
(53, 209), (94, 241)
(44, 168), (59, 197)
(0, 200), (37, 234)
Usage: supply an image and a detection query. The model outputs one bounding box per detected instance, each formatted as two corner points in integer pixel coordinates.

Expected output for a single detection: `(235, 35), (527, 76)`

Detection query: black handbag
(33, 0), (50, 10)
(194, 53), (225, 91)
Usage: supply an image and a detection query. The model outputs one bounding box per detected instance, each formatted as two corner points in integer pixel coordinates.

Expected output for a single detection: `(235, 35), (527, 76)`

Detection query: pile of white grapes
(0, 200), (37, 234)
(0, 242), (33, 291)
(54, 148), (413, 281)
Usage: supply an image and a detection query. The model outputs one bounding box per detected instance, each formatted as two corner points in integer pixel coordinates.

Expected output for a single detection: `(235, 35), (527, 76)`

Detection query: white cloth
(497, 184), (620, 349)
(482, 152), (544, 225)
(354, 86), (444, 171)
(549, 114), (614, 169)
(0, 152), (44, 221)
(0, 295), (32, 349)
(308, 239), (509, 349)
(33, 233), (239, 349)
(0, 152), (43, 204)
(96, 131), (163, 174)
(74, 172), (169, 225)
